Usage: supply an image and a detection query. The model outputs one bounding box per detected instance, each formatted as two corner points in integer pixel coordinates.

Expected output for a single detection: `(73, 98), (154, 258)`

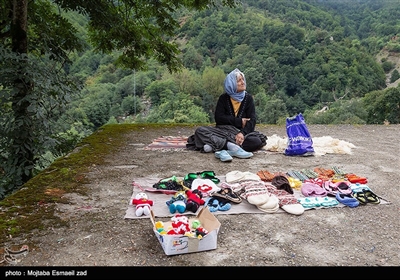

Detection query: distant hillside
(377, 49), (400, 88)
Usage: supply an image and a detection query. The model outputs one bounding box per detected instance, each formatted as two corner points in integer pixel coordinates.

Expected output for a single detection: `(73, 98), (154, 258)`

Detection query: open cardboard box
(150, 206), (221, 255)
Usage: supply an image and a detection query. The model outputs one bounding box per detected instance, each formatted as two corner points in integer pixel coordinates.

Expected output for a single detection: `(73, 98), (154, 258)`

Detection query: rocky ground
(1, 124), (399, 276)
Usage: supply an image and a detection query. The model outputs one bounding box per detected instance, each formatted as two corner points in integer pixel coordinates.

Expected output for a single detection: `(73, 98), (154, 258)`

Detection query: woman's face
(237, 74), (246, 92)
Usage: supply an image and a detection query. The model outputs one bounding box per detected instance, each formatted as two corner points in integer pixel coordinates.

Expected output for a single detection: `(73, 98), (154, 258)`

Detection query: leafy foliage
(1, 0), (400, 199)
(0, 0), (238, 197)
(0, 46), (82, 197)
(146, 91), (209, 123)
(390, 69), (400, 83)
(363, 87), (400, 124)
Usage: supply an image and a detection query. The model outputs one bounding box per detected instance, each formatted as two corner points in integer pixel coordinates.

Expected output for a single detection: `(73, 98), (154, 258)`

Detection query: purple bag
(284, 113), (315, 156)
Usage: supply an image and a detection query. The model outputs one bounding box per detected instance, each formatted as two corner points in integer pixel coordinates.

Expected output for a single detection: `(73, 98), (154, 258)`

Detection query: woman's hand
(235, 132), (245, 146)
(242, 118), (250, 128)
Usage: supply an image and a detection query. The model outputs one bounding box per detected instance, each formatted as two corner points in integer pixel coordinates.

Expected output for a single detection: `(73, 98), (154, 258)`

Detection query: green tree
(382, 60), (395, 73)
(80, 83), (116, 128)
(146, 91), (209, 123)
(363, 87), (400, 124)
(0, 0), (84, 196)
(390, 69), (400, 83)
(0, 0), (238, 198)
(145, 79), (179, 107)
(254, 92), (288, 124)
(305, 99), (367, 125)
(201, 67), (226, 121)
(121, 95), (143, 116)
(182, 45), (205, 70)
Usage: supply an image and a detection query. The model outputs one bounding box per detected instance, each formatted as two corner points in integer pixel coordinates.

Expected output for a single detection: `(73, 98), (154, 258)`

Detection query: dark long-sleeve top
(214, 92), (257, 136)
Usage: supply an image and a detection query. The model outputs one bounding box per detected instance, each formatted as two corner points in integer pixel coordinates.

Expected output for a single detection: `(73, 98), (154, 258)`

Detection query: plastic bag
(284, 113), (315, 156)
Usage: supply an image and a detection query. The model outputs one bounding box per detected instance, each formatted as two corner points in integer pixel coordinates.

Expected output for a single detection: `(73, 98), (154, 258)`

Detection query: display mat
(144, 136), (188, 150)
(124, 176), (390, 220)
(143, 134), (356, 156)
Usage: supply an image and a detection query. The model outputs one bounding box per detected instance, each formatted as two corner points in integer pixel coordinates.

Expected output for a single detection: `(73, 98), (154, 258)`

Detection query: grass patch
(0, 123), (196, 245)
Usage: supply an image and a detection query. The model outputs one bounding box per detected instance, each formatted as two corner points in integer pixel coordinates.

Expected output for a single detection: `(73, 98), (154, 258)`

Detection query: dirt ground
(1, 124), (399, 274)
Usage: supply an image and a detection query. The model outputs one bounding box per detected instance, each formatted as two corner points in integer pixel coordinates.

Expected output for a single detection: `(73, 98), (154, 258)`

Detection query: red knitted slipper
(346, 173), (368, 184)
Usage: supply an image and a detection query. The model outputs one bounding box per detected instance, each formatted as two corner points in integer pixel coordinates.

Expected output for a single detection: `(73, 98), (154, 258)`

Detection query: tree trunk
(11, 0), (35, 184)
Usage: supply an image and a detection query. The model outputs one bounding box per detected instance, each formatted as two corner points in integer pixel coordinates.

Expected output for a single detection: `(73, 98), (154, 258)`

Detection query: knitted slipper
(350, 183), (371, 193)
(241, 171), (261, 181)
(271, 175), (293, 194)
(287, 170), (309, 181)
(303, 178), (325, 187)
(332, 166), (347, 176)
(319, 197), (339, 207)
(241, 185), (270, 206)
(217, 199), (232, 211)
(281, 203), (305, 215)
(314, 167), (335, 178)
(287, 176), (302, 190)
(353, 191), (368, 205)
(191, 178), (221, 197)
(257, 204), (279, 213)
(301, 169), (319, 179)
(257, 194), (279, 211)
(298, 197), (320, 208)
(256, 170), (275, 182)
(212, 187), (242, 204)
(335, 181), (352, 195)
(206, 197), (219, 212)
(247, 192), (270, 206)
(363, 189), (380, 204)
(322, 181), (338, 197)
(297, 196), (338, 208)
(257, 195), (280, 213)
(336, 192), (359, 208)
(346, 173), (368, 184)
(301, 182), (328, 197)
(225, 170), (245, 183)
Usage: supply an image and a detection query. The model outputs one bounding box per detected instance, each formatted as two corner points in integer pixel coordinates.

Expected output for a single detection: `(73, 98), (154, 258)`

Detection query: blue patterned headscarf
(224, 68), (246, 102)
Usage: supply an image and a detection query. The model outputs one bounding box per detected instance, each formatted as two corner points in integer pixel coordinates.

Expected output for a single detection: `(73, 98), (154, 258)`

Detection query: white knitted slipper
(281, 203), (305, 215)
(245, 188), (270, 206)
(257, 203), (279, 213)
(225, 170), (245, 183)
(257, 194), (279, 212)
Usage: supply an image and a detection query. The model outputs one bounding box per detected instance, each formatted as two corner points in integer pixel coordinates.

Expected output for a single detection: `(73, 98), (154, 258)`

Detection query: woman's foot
(215, 150), (233, 162)
(203, 144), (213, 153)
(227, 147), (253, 158)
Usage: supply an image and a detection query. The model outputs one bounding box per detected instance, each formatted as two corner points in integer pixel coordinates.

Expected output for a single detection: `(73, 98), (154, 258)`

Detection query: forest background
(1, 0), (400, 199)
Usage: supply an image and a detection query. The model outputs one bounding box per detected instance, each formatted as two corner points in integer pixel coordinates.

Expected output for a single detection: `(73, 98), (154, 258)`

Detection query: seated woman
(186, 68), (267, 162)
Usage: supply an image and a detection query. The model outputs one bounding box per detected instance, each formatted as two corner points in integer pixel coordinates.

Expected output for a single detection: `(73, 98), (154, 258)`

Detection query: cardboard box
(150, 207), (221, 255)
